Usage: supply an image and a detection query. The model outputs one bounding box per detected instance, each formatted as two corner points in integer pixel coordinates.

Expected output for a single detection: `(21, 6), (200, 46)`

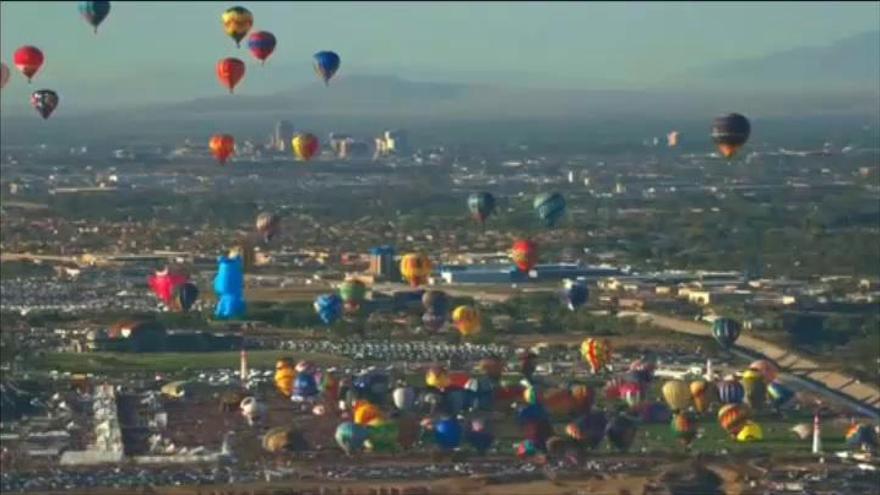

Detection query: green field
(32, 350), (351, 374)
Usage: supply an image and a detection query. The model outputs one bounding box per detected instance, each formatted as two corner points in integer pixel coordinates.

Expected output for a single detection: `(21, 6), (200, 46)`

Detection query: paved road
(622, 311), (880, 418)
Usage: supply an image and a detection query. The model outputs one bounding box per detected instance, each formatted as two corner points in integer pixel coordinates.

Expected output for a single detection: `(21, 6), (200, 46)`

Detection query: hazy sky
(1, 1), (878, 107)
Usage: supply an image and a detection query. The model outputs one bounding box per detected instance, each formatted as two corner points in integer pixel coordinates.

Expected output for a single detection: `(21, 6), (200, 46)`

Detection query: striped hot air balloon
(581, 338), (611, 374)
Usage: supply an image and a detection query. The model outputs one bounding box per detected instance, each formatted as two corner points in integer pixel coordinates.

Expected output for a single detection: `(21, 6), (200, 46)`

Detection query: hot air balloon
(353, 401), (382, 426)
(717, 379), (744, 405)
(293, 372), (319, 400)
(425, 365), (450, 390)
(222, 6), (253, 48)
(661, 380), (692, 412)
(78, 1), (111, 34)
(255, 212), (280, 242)
(171, 282), (199, 312)
(543, 388), (576, 418)
(511, 239), (538, 273)
(147, 268), (188, 307)
(736, 421), (763, 442)
(689, 379), (716, 414)
(628, 357), (656, 384)
(533, 192), (566, 227)
(569, 383), (594, 414)
(421, 290), (449, 331)
(606, 413), (637, 452)
(468, 192), (496, 225)
(671, 412), (697, 447)
(246, 31), (276, 65)
(392, 386), (416, 412)
(845, 423), (878, 451)
(749, 359), (779, 384)
(667, 131), (680, 148)
(314, 294), (343, 325)
(717, 403), (751, 437)
(335, 421), (368, 455)
(209, 134), (235, 165)
(399, 253), (432, 287)
(339, 278), (368, 313)
(434, 417), (461, 450)
(274, 359), (295, 398)
(366, 419), (399, 453)
(14, 46), (44, 83)
(741, 369), (766, 411)
(31, 90), (59, 119)
(216, 57), (245, 94)
(452, 305), (481, 337)
(516, 439), (538, 459)
(711, 113), (751, 158)
(619, 382), (644, 407)
(465, 418), (494, 454)
(566, 411), (607, 450)
(292, 133), (320, 161)
(580, 338), (611, 374)
(712, 317), (741, 348)
(766, 382), (795, 410)
(313, 51), (340, 85)
(0, 62), (9, 90)
(214, 255), (246, 319)
(523, 386), (542, 405)
(563, 279), (589, 311)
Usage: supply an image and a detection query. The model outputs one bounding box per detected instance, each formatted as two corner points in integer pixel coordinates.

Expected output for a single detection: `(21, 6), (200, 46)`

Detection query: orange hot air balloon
(14, 45), (44, 83)
(569, 383), (595, 413)
(718, 403), (751, 437)
(353, 401), (382, 425)
(209, 134), (235, 165)
(292, 133), (320, 161)
(511, 239), (538, 273)
(216, 58), (246, 94)
(399, 253), (432, 287)
(689, 379), (716, 414)
(580, 338), (611, 374)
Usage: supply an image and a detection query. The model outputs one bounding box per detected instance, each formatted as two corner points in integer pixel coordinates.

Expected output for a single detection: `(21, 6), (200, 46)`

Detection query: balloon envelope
(292, 133), (320, 161)
(511, 239), (538, 273)
(313, 50), (341, 85)
(468, 192), (496, 224)
(711, 113), (751, 158)
(533, 192), (566, 227)
(31, 90), (59, 119)
(78, 1), (111, 33)
(247, 31), (276, 64)
(216, 58), (246, 93)
(14, 46), (44, 82)
(222, 6), (253, 47)
(209, 134), (235, 164)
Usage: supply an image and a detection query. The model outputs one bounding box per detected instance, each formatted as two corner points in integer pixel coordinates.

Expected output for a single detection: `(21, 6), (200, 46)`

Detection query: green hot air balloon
(534, 192), (566, 227)
(339, 279), (368, 313)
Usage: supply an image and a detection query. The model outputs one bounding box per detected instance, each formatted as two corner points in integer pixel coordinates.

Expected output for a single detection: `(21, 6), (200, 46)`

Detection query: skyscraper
(274, 120), (294, 152)
(369, 246), (398, 280)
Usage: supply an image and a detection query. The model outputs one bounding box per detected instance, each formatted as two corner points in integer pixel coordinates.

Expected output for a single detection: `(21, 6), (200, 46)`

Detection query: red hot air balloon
(511, 239), (538, 273)
(209, 134), (236, 165)
(216, 58), (245, 94)
(14, 46), (44, 83)
(247, 31), (277, 65)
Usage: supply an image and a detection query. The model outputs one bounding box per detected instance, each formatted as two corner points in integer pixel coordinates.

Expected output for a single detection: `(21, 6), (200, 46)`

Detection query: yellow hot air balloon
(689, 379), (716, 414)
(741, 369), (766, 411)
(661, 380), (692, 412)
(399, 253), (432, 287)
(221, 6), (254, 48)
(736, 420), (763, 442)
(425, 366), (450, 390)
(580, 338), (611, 374)
(353, 401), (382, 425)
(452, 305), (481, 337)
(274, 358), (295, 398)
(292, 133), (320, 161)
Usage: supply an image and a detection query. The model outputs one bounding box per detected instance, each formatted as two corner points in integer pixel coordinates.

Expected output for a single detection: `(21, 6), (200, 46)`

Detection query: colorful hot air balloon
(452, 305), (481, 337)
(0, 62), (9, 89)
(255, 212), (280, 242)
(222, 6), (253, 48)
(339, 278), (368, 313)
(741, 369), (766, 411)
(671, 412), (697, 447)
(335, 421), (369, 455)
(619, 382), (643, 407)
(353, 401), (382, 426)
(845, 423), (879, 451)
(717, 379), (745, 405)
(689, 379), (716, 414)
(711, 113), (751, 158)
(713, 317), (742, 348)
(209, 134), (235, 165)
(14, 46), (44, 83)
(563, 279), (589, 311)
(147, 268), (188, 307)
(718, 403), (751, 437)
(580, 338), (611, 374)
(661, 380), (692, 412)
(425, 365), (450, 390)
(468, 192), (496, 225)
(274, 358), (295, 398)
(313, 51), (340, 86)
(216, 57), (246, 94)
(749, 359), (779, 384)
(399, 253), (432, 287)
(78, 1), (111, 34)
(533, 192), (566, 227)
(511, 239), (538, 273)
(247, 31), (276, 65)
(293, 372), (319, 399)
(766, 381), (795, 410)
(171, 282), (199, 312)
(314, 294), (343, 325)
(292, 133), (320, 161)
(31, 90), (59, 119)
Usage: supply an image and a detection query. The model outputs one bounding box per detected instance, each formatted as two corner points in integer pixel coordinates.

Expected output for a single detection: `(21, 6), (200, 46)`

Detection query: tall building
(369, 246), (398, 280)
(273, 120), (294, 152)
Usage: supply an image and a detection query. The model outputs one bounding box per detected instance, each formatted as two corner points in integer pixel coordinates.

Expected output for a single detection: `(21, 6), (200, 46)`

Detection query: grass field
(31, 350), (351, 373)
